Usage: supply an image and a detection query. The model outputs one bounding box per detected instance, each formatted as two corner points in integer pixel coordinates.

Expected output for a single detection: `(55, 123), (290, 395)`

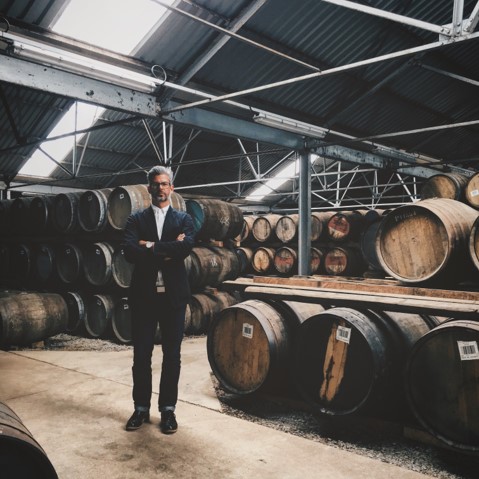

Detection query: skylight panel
(246, 160), (299, 202)
(18, 0), (173, 179)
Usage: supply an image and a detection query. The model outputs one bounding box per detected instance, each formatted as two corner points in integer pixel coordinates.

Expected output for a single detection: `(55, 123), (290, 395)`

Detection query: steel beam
(298, 151), (311, 276)
(319, 0), (450, 35)
(0, 55), (159, 117)
(163, 102), (304, 149)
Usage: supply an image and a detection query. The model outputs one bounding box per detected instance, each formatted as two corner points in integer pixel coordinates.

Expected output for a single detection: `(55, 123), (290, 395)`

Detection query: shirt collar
(152, 203), (170, 216)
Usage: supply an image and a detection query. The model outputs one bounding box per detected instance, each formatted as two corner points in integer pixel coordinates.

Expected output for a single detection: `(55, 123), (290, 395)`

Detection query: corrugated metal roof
(1, 0), (479, 210)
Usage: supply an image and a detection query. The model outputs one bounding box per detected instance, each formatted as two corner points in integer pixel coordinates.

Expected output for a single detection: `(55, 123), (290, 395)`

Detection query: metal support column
(298, 150), (311, 276)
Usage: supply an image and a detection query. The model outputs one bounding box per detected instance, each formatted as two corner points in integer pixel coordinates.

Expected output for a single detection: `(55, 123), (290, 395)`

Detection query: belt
(156, 286), (166, 293)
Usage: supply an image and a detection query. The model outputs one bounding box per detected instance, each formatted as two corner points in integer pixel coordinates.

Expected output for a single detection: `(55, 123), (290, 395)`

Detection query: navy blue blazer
(122, 205), (195, 309)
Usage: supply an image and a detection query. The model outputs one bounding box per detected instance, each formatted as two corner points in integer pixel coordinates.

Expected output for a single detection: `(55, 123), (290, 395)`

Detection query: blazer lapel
(160, 207), (175, 240)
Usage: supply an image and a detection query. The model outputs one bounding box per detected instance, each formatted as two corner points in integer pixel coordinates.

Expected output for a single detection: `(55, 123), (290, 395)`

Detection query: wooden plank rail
(222, 276), (479, 319)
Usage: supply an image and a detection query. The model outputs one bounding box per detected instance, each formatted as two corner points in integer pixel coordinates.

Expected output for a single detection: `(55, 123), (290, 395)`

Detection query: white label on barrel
(242, 323), (253, 339)
(119, 193), (125, 199)
(471, 189), (479, 197)
(457, 341), (479, 360)
(336, 326), (351, 344)
(123, 304), (129, 310)
(96, 249), (101, 255)
(97, 299), (102, 306)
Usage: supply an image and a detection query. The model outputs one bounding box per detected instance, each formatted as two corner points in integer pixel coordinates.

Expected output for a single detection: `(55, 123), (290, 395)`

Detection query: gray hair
(147, 165), (173, 185)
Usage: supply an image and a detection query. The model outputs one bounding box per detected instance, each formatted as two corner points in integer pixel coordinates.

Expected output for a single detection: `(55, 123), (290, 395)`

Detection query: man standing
(123, 165), (195, 434)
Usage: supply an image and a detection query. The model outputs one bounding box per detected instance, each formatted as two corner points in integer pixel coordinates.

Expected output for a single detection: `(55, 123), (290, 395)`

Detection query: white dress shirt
(152, 204), (170, 289)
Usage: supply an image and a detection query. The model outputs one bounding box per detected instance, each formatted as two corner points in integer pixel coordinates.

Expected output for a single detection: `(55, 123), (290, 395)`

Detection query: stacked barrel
(208, 293), (479, 453)
(235, 210), (381, 278)
(184, 198), (244, 335)
(0, 187), (240, 346)
(0, 188), (131, 346)
(211, 196), (479, 454)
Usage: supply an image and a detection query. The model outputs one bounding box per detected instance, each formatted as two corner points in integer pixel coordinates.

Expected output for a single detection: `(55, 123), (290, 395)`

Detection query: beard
(152, 191), (169, 203)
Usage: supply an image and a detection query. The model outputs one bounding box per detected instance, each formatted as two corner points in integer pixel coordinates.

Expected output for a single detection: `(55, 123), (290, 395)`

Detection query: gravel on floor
(14, 333), (479, 479)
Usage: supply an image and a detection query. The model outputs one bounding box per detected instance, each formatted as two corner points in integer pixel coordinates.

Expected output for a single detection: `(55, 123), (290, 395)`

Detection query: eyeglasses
(150, 181), (171, 189)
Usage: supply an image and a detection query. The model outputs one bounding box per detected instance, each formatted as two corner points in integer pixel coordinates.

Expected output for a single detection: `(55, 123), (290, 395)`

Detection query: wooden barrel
(239, 215), (257, 243)
(293, 307), (439, 416)
(84, 294), (115, 338)
(275, 214), (299, 243)
(78, 188), (113, 233)
(0, 199), (14, 236)
(0, 243), (10, 279)
(421, 172), (469, 201)
(208, 246), (241, 283)
(468, 215), (479, 273)
(235, 246), (254, 274)
(107, 184), (185, 231)
(252, 214), (282, 243)
(310, 246), (324, 274)
(169, 191), (186, 212)
(207, 299), (324, 395)
(186, 291), (237, 336)
(29, 195), (54, 234)
(189, 246), (239, 289)
(252, 246), (276, 274)
(376, 198), (479, 284)
(274, 246), (298, 276)
(52, 192), (83, 234)
(188, 246), (223, 290)
(111, 244), (134, 289)
(311, 212), (335, 241)
(360, 220), (383, 272)
(62, 291), (87, 335)
(363, 208), (387, 224)
(9, 243), (33, 281)
(0, 292), (68, 347)
(327, 210), (366, 242)
(405, 319), (479, 452)
(107, 184), (151, 231)
(273, 246), (324, 276)
(465, 172), (479, 209)
(112, 297), (132, 344)
(186, 198), (243, 241)
(82, 242), (115, 287)
(10, 196), (35, 235)
(34, 243), (57, 284)
(0, 401), (58, 478)
(324, 246), (365, 277)
(55, 243), (83, 284)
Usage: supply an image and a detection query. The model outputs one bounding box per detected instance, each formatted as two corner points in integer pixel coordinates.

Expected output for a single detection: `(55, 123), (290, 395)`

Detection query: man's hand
(176, 233), (185, 241)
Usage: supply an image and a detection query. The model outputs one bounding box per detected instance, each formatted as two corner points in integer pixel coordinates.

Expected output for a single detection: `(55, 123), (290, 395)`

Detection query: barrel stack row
(0, 188), (243, 346)
(421, 171), (479, 210)
(235, 197), (479, 286)
(236, 209), (384, 278)
(207, 297), (479, 453)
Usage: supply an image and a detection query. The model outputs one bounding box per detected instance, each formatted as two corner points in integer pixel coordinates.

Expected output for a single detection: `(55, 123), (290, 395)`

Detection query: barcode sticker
(457, 341), (479, 361)
(471, 189), (479, 197)
(336, 325), (351, 344)
(242, 323), (253, 339)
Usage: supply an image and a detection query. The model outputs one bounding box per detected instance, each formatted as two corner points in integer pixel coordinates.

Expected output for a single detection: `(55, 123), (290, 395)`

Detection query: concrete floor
(0, 336), (438, 479)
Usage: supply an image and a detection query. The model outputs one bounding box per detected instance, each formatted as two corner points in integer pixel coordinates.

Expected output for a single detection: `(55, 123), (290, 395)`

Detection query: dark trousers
(131, 293), (186, 411)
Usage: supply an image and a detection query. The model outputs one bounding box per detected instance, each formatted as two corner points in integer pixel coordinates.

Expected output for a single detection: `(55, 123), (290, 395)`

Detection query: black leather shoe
(160, 410), (178, 434)
(125, 410), (150, 431)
